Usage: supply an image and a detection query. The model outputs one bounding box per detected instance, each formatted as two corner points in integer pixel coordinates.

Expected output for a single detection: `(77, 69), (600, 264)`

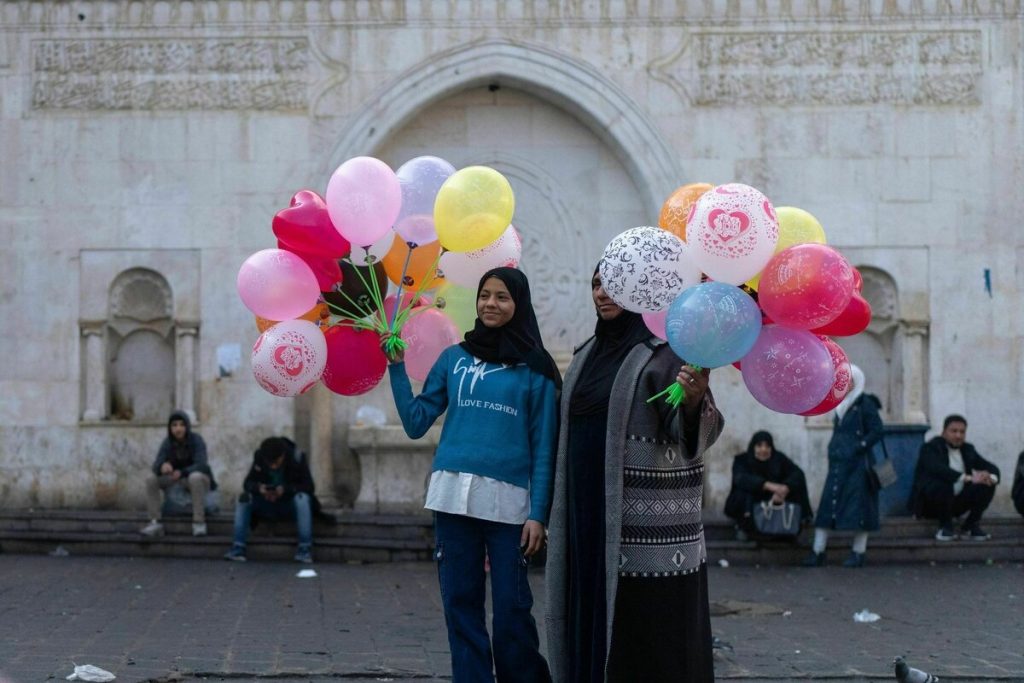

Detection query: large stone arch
(322, 38), (682, 212)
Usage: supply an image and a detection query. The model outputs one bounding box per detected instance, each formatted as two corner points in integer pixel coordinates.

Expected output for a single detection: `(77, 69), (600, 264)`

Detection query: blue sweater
(388, 345), (558, 525)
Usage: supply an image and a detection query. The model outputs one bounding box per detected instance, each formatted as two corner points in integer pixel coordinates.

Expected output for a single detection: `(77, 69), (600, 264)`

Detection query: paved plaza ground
(0, 554), (1021, 682)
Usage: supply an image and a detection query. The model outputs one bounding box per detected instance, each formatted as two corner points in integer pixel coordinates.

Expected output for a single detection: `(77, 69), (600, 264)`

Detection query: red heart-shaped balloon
(811, 293), (871, 337)
(273, 190), (351, 259)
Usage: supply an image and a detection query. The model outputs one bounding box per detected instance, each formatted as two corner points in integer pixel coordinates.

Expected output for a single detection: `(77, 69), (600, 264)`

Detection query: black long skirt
(606, 564), (714, 683)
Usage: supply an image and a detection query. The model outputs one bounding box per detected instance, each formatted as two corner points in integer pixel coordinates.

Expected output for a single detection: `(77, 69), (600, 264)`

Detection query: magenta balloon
(642, 310), (668, 340)
(251, 320), (327, 397)
(322, 324), (387, 396)
(401, 308), (462, 381)
(237, 249), (321, 321)
(740, 325), (834, 414)
(325, 156), (402, 247)
(758, 244), (855, 329)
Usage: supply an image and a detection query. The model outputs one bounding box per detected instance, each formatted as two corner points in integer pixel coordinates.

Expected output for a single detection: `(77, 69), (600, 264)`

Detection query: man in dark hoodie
(224, 436), (318, 563)
(912, 414), (1000, 541)
(142, 411), (217, 537)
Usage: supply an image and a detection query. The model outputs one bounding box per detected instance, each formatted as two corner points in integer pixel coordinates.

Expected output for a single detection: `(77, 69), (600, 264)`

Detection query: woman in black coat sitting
(724, 431), (813, 540)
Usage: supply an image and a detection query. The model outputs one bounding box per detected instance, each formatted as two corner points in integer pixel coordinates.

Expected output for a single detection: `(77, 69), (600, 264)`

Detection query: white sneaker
(140, 520), (164, 537)
(191, 522), (208, 537)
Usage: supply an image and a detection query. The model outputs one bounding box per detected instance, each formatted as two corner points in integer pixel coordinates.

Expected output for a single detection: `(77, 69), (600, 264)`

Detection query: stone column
(309, 383), (337, 506)
(900, 321), (929, 424)
(80, 321), (106, 421)
(175, 322), (199, 422)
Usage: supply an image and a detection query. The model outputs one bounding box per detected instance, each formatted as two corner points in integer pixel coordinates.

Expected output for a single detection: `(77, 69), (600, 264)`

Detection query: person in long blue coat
(802, 365), (884, 568)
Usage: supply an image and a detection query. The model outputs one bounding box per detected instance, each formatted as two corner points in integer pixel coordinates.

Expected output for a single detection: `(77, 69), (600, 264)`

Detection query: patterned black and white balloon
(598, 226), (701, 313)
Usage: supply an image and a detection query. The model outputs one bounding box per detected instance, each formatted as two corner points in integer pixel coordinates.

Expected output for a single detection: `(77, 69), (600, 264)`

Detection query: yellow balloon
(432, 282), (478, 335)
(746, 206), (827, 290)
(434, 166), (515, 252)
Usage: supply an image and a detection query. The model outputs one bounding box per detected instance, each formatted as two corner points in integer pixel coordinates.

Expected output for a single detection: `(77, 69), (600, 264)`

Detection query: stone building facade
(1, 1), (1021, 515)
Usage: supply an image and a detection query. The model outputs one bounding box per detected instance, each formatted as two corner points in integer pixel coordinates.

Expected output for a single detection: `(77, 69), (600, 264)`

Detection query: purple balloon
(740, 325), (834, 414)
(395, 156), (456, 246)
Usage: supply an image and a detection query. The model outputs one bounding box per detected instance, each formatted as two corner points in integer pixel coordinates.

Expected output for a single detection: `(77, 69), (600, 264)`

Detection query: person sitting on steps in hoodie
(141, 410), (217, 538)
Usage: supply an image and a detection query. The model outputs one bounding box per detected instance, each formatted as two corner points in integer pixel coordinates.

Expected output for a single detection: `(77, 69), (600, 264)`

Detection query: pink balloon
(799, 337), (852, 416)
(758, 244), (854, 330)
(276, 240), (342, 292)
(237, 249), (321, 321)
(383, 293), (432, 327)
(687, 183), (780, 285)
(321, 324), (387, 396)
(740, 325), (834, 414)
(325, 157), (402, 247)
(438, 225), (522, 288)
(642, 310), (668, 340)
(251, 320), (327, 397)
(401, 308), (462, 381)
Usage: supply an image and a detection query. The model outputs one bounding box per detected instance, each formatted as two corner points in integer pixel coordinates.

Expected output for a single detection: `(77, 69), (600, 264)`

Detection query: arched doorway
(375, 86), (648, 355)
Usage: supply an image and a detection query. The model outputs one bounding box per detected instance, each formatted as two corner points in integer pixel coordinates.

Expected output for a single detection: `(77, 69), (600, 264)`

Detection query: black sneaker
(842, 551), (865, 568)
(962, 525), (990, 541)
(800, 551), (826, 567)
(934, 526), (957, 541)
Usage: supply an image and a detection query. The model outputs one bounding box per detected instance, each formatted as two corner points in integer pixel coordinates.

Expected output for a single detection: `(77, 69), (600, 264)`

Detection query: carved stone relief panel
(31, 37), (312, 111)
(650, 30), (983, 107)
(109, 268), (173, 323)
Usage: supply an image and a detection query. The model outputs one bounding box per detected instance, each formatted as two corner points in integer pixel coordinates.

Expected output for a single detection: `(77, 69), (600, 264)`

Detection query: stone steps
(0, 509), (1020, 565)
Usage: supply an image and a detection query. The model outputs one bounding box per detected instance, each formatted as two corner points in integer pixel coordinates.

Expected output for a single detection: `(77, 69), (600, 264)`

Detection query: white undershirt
(424, 470), (530, 525)
(947, 446), (966, 495)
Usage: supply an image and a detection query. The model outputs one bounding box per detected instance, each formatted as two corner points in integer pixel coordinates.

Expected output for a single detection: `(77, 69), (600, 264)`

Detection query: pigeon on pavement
(894, 656), (939, 682)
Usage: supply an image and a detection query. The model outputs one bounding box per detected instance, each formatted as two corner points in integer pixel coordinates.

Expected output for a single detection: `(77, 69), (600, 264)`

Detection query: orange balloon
(255, 302), (330, 333)
(658, 182), (714, 242)
(382, 235), (445, 289)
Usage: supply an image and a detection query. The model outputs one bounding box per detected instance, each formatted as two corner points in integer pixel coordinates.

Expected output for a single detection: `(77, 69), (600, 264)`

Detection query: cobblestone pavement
(0, 555), (1021, 682)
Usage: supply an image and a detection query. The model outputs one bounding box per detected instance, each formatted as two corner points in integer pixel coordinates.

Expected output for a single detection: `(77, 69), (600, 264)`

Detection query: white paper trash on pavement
(852, 609), (880, 623)
(67, 664), (116, 681)
(296, 569), (318, 578)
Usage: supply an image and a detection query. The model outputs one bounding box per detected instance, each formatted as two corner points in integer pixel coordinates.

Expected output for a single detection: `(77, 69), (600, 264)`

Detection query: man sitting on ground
(141, 410), (217, 537)
(224, 436), (319, 564)
(911, 414), (1000, 541)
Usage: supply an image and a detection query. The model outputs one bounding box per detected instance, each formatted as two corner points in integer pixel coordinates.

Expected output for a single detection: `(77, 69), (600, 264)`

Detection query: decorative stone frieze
(31, 37), (310, 111)
(651, 30), (983, 107)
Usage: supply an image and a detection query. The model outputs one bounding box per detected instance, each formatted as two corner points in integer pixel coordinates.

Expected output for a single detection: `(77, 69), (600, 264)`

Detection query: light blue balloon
(665, 282), (762, 368)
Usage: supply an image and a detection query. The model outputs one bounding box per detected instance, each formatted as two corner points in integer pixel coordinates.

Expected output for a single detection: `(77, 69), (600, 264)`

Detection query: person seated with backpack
(224, 436), (321, 563)
(724, 431), (813, 541)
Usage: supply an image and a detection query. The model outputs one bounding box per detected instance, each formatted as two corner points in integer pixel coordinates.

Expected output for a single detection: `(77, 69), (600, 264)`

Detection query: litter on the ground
(718, 558), (729, 568)
(852, 609), (880, 623)
(66, 663), (116, 681)
(783, 610), (793, 617)
(50, 545), (70, 557)
(296, 569), (318, 578)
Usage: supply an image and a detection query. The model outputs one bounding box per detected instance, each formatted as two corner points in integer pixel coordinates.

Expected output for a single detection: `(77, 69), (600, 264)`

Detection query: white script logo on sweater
(453, 357), (519, 416)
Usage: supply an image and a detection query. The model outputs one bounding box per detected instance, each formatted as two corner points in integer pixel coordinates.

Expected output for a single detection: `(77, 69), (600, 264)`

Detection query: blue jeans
(434, 511), (551, 683)
(232, 491), (312, 549)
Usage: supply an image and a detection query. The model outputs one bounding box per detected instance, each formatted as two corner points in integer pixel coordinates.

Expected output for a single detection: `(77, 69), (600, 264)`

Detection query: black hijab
(460, 267), (562, 388)
(569, 266), (653, 416)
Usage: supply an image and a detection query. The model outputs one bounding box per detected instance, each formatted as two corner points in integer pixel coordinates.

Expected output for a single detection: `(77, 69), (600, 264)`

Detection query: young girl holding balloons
(384, 267), (560, 683)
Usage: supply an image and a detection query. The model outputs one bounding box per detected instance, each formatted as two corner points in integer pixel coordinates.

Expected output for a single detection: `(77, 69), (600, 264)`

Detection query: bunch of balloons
(237, 156), (523, 397)
(599, 182), (871, 415)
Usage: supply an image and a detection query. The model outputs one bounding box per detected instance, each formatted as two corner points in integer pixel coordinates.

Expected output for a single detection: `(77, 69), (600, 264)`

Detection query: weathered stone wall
(1, 1), (1021, 514)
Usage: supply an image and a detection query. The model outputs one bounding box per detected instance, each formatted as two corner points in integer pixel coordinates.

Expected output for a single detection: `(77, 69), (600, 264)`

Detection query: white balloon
(251, 320), (327, 397)
(598, 227), (701, 312)
(687, 183), (779, 285)
(438, 225), (522, 288)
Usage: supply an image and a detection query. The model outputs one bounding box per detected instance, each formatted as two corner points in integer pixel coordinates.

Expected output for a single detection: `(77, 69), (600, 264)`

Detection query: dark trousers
(918, 482), (995, 530)
(433, 512), (551, 683)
